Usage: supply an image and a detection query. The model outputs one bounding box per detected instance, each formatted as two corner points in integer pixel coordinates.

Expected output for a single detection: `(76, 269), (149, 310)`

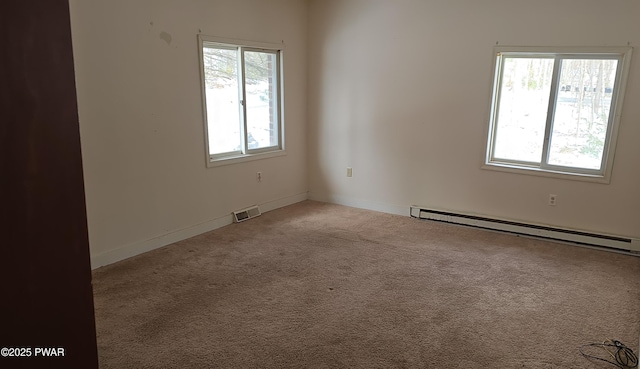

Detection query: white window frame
(483, 46), (632, 183)
(198, 35), (285, 167)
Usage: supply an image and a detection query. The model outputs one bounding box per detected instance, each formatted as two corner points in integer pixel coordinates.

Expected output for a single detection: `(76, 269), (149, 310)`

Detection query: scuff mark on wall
(159, 31), (172, 45)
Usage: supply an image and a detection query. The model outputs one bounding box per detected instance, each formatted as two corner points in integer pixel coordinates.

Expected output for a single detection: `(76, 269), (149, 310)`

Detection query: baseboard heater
(410, 206), (640, 254)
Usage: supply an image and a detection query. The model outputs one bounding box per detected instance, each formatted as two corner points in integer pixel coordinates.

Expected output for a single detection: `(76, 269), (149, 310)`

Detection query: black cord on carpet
(579, 339), (638, 368)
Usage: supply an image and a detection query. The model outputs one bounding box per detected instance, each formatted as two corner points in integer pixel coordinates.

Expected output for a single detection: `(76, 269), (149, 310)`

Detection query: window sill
(206, 150), (286, 168)
(481, 162), (611, 184)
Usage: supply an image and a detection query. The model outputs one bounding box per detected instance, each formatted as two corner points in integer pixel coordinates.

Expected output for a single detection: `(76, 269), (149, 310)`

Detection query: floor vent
(233, 205), (261, 223)
(410, 206), (640, 254)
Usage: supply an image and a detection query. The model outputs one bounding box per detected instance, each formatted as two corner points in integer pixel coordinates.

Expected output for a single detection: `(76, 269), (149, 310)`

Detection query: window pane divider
(239, 47), (248, 154)
(539, 56), (562, 169)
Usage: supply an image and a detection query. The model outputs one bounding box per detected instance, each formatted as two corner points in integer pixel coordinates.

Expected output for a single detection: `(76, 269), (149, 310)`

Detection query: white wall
(308, 0), (640, 238)
(70, 0), (308, 268)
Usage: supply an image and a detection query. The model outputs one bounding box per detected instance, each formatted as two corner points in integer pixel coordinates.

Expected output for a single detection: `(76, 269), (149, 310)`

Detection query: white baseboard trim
(308, 193), (409, 217)
(90, 192), (309, 269)
(260, 192), (309, 213)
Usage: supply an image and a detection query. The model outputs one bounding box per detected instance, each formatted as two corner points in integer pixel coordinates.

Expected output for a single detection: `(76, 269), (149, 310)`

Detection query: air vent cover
(233, 205), (261, 223)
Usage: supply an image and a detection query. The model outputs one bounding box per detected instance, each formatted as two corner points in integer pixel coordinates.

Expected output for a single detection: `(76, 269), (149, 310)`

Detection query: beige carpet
(92, 200), (640, 368)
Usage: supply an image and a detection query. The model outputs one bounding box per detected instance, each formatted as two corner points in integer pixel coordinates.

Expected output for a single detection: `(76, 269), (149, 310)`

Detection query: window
(198, 36), (284, 165)
(485, 46), (632, 182)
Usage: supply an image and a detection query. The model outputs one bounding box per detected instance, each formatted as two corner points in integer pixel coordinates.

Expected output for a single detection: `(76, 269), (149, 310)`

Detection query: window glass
(493, 57), (553, 163)
(202, 46), (241, 155)
(547, 59), (618, 169)
(244, 51), (279, 150)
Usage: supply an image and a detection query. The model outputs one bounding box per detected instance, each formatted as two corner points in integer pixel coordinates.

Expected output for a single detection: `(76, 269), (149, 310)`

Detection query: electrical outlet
(548, 194), (557, 206)
(257, 172), (262, 182)
(347, 167), (353, 177)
